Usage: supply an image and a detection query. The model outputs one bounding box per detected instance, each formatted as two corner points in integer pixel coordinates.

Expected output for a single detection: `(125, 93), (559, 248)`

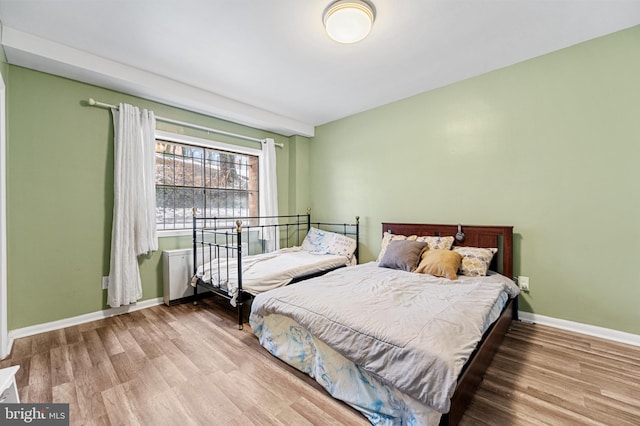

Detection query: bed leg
(238, 303), (244, 330)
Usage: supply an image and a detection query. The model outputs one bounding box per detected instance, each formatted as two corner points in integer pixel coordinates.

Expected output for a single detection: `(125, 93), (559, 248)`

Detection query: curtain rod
(87, 98), (284, 148)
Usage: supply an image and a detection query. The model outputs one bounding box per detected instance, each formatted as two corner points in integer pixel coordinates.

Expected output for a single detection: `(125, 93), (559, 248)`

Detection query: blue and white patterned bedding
(252, 312), (443, 425)
(250, 262), (518, 425)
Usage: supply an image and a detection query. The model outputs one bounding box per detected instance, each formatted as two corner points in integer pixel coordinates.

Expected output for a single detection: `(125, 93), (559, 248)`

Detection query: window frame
(155, 130), (262, 238)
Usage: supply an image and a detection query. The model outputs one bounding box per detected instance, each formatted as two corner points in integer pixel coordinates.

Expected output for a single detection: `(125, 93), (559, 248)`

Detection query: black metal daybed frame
(192, 209), (359, 329)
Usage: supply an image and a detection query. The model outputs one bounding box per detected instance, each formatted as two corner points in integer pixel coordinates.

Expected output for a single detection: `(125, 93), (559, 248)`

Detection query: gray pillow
(378, 240), (428, 272)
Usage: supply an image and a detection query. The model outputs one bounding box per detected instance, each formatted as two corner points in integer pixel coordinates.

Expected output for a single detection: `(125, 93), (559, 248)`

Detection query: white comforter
(191, 247), (353, 304)
(250, 262), (519, 414)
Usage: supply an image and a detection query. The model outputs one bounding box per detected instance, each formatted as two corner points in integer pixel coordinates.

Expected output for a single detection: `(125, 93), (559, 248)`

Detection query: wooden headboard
(381, 223), (513, 279)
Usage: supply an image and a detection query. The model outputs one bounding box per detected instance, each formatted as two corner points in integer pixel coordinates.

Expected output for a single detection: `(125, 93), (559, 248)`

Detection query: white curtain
(259, 138), (279, 251)
(108, 103), (157, 308)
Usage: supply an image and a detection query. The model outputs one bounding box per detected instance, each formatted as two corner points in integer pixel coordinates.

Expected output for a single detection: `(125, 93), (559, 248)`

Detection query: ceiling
(0, 1), (639, 137)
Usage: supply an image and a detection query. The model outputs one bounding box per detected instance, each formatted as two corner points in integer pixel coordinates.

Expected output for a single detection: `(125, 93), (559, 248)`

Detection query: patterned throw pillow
(377, 234), (454, 262)
(452, 246), (498, 277)
(301, 227), (357, 259)
(415, 235), (455, 250)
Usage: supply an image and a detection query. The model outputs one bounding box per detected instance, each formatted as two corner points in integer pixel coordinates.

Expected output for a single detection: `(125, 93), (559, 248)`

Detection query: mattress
(250, 262), (518, 424)
(192, 247), (353, 304)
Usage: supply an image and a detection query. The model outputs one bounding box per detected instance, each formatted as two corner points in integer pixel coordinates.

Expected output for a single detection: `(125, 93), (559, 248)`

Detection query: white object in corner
(0, 365), (20, 403)
(518, 311), (640, 348)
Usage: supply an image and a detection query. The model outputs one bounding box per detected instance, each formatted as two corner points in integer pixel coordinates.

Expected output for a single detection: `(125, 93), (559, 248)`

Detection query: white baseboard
(6, 298), (164, 346)
(518, 311), (640, 347)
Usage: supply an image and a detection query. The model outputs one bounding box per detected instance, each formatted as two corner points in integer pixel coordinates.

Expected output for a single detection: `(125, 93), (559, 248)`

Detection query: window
(155, 134), (260, 231)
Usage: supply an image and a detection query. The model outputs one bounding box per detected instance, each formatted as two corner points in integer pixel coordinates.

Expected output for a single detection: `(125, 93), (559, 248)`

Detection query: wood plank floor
(1, 297), (639, 425)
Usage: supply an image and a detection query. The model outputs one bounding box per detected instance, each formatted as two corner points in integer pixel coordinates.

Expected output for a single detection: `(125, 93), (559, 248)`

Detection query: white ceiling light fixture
(323, 0), (376, 44)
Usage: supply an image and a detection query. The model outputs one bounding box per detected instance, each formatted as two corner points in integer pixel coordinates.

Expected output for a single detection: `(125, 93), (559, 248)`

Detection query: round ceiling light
(323, 0), (376, 44)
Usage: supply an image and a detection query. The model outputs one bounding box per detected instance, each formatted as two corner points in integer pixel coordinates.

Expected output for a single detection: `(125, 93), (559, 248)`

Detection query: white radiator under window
(162, 248), (194, 306)
(162, 243), (249, 305)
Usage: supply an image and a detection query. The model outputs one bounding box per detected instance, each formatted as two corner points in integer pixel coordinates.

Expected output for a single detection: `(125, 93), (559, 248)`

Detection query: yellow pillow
(415, 249), (463, 280)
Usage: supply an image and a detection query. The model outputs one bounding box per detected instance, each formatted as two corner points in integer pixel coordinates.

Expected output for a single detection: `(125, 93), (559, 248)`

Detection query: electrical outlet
(102, 276), (109, 290)
(518, 276), (530, 292)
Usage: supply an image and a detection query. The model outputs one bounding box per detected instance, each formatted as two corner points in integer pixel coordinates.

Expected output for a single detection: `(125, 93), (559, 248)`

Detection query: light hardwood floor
(1, 297), (639, 425)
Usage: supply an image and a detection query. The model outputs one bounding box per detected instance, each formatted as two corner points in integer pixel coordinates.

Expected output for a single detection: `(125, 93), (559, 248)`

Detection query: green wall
(5, 66), (302, 329)
(310, 26), (640, 335)
(287, 135), (312, 213)
(5, 25), (640, 336)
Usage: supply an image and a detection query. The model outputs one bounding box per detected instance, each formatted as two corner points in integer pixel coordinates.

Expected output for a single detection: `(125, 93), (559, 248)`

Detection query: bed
(249, 223), (518, 425)
(191, 211), (360, 329)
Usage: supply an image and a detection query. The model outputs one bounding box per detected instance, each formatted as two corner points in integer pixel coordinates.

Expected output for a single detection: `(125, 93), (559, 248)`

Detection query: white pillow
(301, 227), (357, 259)
(416, 235), (455, 251)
